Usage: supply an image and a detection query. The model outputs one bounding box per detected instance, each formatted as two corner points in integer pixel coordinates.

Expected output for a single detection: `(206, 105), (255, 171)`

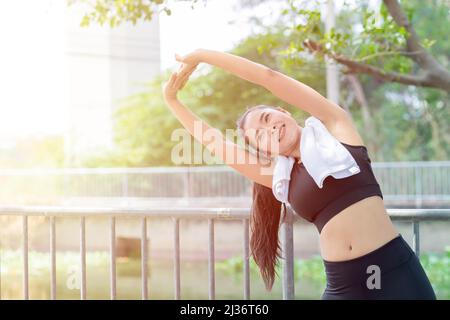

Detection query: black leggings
(321, 234), (437, 300)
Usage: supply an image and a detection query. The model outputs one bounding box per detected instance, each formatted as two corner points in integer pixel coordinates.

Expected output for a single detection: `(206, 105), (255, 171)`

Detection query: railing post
(110, 216), (116, 300)
(243, 218), (250, 300)
(280, 206), (295, 300)
(0, 234), (2, 299)
(412, 220), (420, 257)
(50, 215), (56, 300)
(173, 218), (181, 300)
(22, 215), (29, 300)
(208, 218), (215, 300)
(141, 217), (148, 300)
(80, 216), (86, 300)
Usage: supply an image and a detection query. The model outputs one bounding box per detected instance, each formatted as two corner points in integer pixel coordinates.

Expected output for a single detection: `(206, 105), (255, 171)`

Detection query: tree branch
(300, 0), (450, 91)
(303, 39), (440, 89)
(382, 0), (450, 89)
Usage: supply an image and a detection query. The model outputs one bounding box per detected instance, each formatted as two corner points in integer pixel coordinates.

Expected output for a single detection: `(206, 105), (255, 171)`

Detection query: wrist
(195, 48), (209, 62)
(164, 95), (178, 104)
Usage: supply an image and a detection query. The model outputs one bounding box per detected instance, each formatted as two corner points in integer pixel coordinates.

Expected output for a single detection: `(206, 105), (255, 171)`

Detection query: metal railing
(0, 206), (449, 300)
(1, 162), (450, 203)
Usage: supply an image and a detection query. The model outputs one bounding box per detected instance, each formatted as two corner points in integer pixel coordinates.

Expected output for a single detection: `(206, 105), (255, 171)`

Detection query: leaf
(80, 14), (90, 27)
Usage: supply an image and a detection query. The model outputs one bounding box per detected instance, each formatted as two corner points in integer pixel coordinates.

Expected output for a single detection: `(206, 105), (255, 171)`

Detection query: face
(241, 107), (301, 157)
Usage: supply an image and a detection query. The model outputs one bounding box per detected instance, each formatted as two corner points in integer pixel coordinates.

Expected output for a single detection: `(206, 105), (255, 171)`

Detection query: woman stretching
(162, 48), (436, 300)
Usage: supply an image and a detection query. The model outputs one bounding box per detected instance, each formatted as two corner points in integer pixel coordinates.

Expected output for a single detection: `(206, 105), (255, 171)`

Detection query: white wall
(64, 5), (161, 165)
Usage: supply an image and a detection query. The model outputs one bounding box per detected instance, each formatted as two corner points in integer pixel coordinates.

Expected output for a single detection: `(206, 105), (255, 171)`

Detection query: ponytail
(249, 182), (286, 291)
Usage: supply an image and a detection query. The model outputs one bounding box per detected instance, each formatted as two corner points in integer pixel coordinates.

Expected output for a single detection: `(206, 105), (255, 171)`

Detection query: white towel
(272, 115), (361, 204)
(272, 155), (295, 204)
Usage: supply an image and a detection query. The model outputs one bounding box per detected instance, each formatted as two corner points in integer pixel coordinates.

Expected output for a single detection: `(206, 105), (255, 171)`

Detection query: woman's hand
(174, 48), (204, 67)
(162, 62), (197, 102)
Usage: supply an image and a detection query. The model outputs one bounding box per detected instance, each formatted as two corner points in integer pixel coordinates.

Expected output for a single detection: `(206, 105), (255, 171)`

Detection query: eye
(265, 113), (270, 123)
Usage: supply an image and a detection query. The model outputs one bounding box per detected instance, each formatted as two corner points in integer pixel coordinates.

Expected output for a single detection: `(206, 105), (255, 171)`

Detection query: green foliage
(71, 0), (449, 167)
(419, 246), (450, 299)
(81, 29), (319, 167)
(281, 0), (413, 73)
(0, 135), (65, 169)
(67, 0), (198, 27)
(367, 82), (450, 161)
(112, 76), (182, 166)
(294, 255), (326, 284)
(215, 255), (263, 279)
(405, 0), (449, 64)
(68, 0), (448, 86)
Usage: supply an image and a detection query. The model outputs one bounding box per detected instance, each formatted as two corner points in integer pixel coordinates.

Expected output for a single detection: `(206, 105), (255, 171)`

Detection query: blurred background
(0, 0), (448, 299)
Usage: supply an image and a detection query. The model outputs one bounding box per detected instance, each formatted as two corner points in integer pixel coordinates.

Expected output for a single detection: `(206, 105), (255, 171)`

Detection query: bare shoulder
(326, 110), (366, 147)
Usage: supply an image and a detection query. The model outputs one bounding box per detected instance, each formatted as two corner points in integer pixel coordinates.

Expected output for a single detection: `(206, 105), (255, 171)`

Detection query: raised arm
(162, 67), (273, 188)
(183, 48), (347, 129)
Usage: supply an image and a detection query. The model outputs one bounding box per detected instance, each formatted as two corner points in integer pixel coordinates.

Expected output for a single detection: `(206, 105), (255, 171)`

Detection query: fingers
(167, 61), (197, 93)
(163, 71), (178, 99)
(164, 72), (177, 91)
(175, 53), (184, 63)
(165, 70), (188, 93)
(173, 64), (196, 88)
(177, 63), (196, 77)
(175, 70), (192, 89)
(167, 72), (177, 87)
(178, 66), (195, 81)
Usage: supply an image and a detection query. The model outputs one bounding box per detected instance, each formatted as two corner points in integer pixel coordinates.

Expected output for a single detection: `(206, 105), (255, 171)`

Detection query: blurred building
(64, 5), (161, 166)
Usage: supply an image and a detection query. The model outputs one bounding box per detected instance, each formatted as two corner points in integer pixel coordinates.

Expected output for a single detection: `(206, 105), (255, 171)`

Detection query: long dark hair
(236, 105), (287, 291)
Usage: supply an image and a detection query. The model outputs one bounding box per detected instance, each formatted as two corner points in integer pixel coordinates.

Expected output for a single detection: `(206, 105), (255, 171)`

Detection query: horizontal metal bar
(0, 207), (247, 219)
(372, 161), (450, 168)
(0, 206), (449, 221)
(386, 209), (450, 221)
(0, 160), (449, 176)
(0, 165), (236, 176)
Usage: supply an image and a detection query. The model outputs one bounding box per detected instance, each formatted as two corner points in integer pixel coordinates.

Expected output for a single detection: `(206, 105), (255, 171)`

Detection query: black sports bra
(287, 141), (383, 233)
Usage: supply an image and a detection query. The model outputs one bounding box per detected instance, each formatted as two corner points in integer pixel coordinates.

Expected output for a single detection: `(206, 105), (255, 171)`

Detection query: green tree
(68, 0), (450, 91)
(93, 31), (328, 167)
(70, 0), (449, 167)
(0, 135), (65, 168)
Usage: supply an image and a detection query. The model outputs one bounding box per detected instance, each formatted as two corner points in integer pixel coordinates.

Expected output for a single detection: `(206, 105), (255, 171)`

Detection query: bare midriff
(319, 195), (399, 262)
